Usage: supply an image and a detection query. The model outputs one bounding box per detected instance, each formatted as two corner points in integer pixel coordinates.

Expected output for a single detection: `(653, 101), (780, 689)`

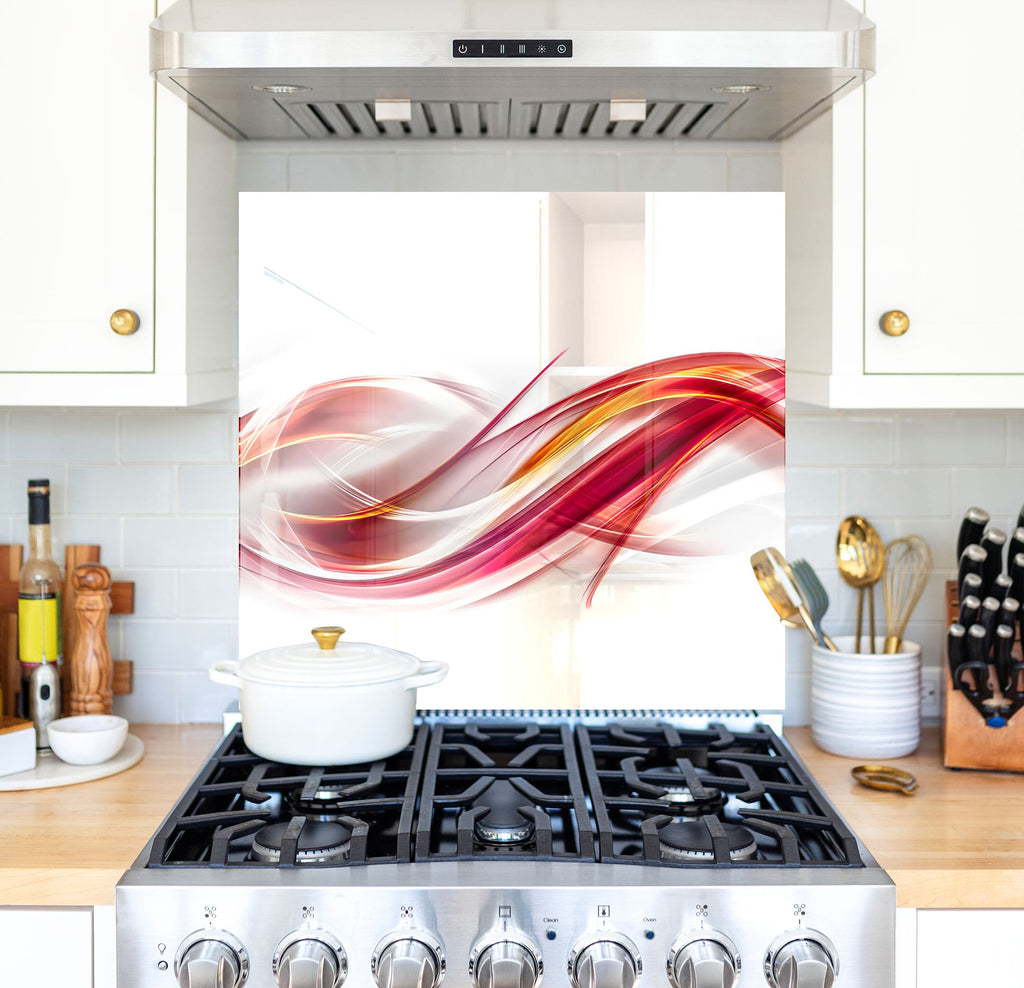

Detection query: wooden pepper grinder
(69, 564), (113, 715)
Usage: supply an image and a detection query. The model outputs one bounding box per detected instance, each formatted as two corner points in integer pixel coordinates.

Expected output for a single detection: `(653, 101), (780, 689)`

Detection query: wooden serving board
(0, 733), (143, 791)
(943, 580), (1024, 771)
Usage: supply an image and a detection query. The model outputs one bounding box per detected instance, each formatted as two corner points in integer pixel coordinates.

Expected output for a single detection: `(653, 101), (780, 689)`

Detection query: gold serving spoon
(751, 548), (838, 650)
(836, 516), (885, 653)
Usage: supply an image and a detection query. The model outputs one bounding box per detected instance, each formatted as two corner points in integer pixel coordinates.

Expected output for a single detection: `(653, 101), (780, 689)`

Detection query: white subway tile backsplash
(120, 412), (233, 463)
(113, 671), (181, 724)
(784, 468), (840, 519)
(950, 467), (1024, 523)
(899, 414), (1006, 465)
(117, 569), (180, 619)
(617, 154), (727, 191)
(728, 154), (783, 192)
(68, 465), (176, 515)
(179, 569), (239, 619)
(122, 619), (234, 671)
(786, 414), (893, 466)
(50, 516), (123, 567)
(124, 517), (236, 568)
(180, 465), (238, 515)
(509, 153), (618, 190)
(843, 467), (951, 519)
(289, 153), (398, 191)
(10, 412), (117, 462)
(0, 465), (67, 514)
(179, 673), (238, 724)
(397, 153), (509, 190)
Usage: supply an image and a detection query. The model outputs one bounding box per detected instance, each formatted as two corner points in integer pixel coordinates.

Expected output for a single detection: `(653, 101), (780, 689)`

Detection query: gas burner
(658, 821), (757, 863)
(472, 780), (536, 845)
(251, 820), (352, 864)
(656, 785), (727, 817)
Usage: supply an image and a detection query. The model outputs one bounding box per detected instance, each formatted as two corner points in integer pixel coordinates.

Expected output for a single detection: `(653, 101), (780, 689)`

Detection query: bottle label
(18, 593), (62, 667)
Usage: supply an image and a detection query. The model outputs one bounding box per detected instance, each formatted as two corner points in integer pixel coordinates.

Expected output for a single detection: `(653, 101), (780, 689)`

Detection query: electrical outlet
(920, 667), (942, 720)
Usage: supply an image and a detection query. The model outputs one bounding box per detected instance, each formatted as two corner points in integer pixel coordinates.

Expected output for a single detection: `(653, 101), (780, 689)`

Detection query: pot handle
(209, 660), (242, 688)
(405, 660), (449, 690)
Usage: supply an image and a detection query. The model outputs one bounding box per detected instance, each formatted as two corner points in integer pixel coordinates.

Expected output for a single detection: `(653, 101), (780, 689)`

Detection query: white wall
(2, 140), (1014, 724)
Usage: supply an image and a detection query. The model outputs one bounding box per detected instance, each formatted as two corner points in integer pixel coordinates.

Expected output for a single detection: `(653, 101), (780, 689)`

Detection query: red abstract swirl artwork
(239, 352), (784, 608)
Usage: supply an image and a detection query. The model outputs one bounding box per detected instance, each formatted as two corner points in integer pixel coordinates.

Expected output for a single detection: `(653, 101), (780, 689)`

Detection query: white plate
(0, 734), (143, 791)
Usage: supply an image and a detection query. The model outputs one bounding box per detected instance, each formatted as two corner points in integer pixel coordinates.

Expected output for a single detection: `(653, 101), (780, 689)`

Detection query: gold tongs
(751, 547), (839, 651)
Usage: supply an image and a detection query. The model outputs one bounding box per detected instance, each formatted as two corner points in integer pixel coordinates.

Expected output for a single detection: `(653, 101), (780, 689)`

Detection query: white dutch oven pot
(209, 626), (448, 765)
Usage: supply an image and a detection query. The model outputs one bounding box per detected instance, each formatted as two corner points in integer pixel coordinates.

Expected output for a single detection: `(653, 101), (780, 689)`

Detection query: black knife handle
(998, 595), (1020, 630)
(958, 594), (982, 628)
(981, 528), (1008, 587)
(966, 623), (993, 697)
(947, 623), (967, 690)
(960, 572), (984, 604)
(1011, 553), (1024, 604)
(1009, 527), (1024, 568)
(990, 573), (1014, 603)
(959, 544), (989, 598)
(958, 507), (990, 562)
(978, 596), (1002, 647)
(995, 623), (1016, 694)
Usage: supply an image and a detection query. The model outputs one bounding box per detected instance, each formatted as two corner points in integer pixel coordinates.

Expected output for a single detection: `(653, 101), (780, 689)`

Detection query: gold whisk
(882, 535), (933, 654)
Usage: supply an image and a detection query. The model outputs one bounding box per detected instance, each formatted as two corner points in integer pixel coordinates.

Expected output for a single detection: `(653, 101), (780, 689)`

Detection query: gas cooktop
(117, 711), (895, 988)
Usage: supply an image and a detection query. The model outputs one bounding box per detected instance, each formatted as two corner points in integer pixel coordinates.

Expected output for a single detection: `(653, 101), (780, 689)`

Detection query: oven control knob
(568, 934), (642, 988)
(764, 931), (838, 988)
(470, 936), (544, 988)
(668, 932), (740, 988)
(273, 931), (347, 988)
(174, 930), (249, 988)
(372, 932), (446, 988)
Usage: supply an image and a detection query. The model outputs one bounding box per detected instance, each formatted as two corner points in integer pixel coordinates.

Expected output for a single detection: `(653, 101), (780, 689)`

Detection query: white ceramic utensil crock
(209, 626), (448, 765)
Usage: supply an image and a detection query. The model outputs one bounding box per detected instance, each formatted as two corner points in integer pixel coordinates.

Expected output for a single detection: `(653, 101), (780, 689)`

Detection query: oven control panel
(116, 878), (892, 987)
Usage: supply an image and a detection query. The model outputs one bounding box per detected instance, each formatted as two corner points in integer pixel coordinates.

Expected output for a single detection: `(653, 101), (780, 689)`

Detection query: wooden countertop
(1, 724), (1021, 909)
(0, 724), (222, 907)
(786, 726), (1024, 909)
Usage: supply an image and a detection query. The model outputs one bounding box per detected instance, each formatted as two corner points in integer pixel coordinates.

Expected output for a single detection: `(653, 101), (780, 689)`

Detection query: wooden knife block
(0, 544), (134, 718)
(943, 580), (1024, 771)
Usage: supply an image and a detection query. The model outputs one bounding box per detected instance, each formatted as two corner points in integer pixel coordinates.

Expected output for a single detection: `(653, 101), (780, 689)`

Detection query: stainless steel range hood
(151, 0), (874, 142)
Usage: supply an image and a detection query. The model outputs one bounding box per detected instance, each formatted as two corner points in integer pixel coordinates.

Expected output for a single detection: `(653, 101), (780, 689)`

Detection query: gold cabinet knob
(311, 626), (345, 650)
(880, 310), (910, 337)
(109, 309), (140, 336)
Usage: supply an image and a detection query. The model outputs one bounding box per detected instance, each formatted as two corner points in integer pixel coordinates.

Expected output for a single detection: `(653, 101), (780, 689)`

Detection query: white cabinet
(916, 910), (1023, 985)
(784, 0), (1024, 408)
(0, 0), (236, 407)
(0, 907), (95, 988)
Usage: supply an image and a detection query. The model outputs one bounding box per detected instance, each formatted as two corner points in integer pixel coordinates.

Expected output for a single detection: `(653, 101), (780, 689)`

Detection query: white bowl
(47, 715), (128, 765)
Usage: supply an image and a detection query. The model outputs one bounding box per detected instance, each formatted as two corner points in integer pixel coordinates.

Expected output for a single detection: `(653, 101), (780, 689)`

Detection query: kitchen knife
(946, 623), (966, 690)
(957, 593), (982, 629)
(957, 506), (990, 562)
(1017, 504), (1024, 535)
(998, 595), (1020, 630)
(1011, 553), (1024, 604)
(1009, 527), (1024, 568)
(980, 528), (1008, 588)
(978, 596), (1002, 650)
(964, 623), (993, 698)
(995, 623), (1016, 695)
(990, 573), (1014, 603)
(960, 572), (983, 602)
(958, 544), (988, 599)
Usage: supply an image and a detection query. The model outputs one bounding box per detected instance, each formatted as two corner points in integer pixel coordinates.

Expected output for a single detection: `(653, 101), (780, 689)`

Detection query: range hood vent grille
(282, 100), (508, 139)
(278, 99), (738, 140)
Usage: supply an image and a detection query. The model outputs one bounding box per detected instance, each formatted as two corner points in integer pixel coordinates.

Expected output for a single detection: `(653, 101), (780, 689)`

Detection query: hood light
(252, 84), (311, 94)
(713, 84), (771, 95)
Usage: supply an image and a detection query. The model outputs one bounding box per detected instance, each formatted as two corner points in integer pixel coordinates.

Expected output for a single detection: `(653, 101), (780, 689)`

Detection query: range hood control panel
(452, 40), (573, 58)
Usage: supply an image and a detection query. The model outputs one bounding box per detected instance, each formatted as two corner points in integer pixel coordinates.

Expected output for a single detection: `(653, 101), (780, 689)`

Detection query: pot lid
(239, 626), (424, 687)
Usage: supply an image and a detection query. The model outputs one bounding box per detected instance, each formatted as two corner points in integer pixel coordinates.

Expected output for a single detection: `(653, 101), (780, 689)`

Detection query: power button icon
(457, 44), (468, 54)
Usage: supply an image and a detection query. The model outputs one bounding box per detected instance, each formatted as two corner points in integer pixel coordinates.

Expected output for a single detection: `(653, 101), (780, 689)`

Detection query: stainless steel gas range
(116, 710), (894, 988)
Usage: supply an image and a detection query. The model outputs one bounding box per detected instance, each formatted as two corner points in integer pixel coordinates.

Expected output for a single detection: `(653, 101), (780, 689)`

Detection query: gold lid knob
(880, 310), (910, 337)
(311, 626), (345, 650)
(109, 309), (140, 336)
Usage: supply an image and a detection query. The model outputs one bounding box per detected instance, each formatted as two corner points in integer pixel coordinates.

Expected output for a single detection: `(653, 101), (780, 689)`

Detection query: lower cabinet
(0, 906), (97, 987)
(916, 909), (1021, 985)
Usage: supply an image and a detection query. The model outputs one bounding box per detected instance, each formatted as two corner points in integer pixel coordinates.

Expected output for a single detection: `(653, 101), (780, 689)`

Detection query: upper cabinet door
(0, 0), (154, 373)
(863, 0), (1024, 376)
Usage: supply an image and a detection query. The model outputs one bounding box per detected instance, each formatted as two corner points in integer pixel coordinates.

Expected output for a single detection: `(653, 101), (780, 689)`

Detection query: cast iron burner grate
(142, 717), (863, 869)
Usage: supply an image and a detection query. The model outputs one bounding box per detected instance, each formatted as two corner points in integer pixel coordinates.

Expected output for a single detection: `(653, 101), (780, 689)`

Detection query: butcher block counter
(0, 724), (1020, 908)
